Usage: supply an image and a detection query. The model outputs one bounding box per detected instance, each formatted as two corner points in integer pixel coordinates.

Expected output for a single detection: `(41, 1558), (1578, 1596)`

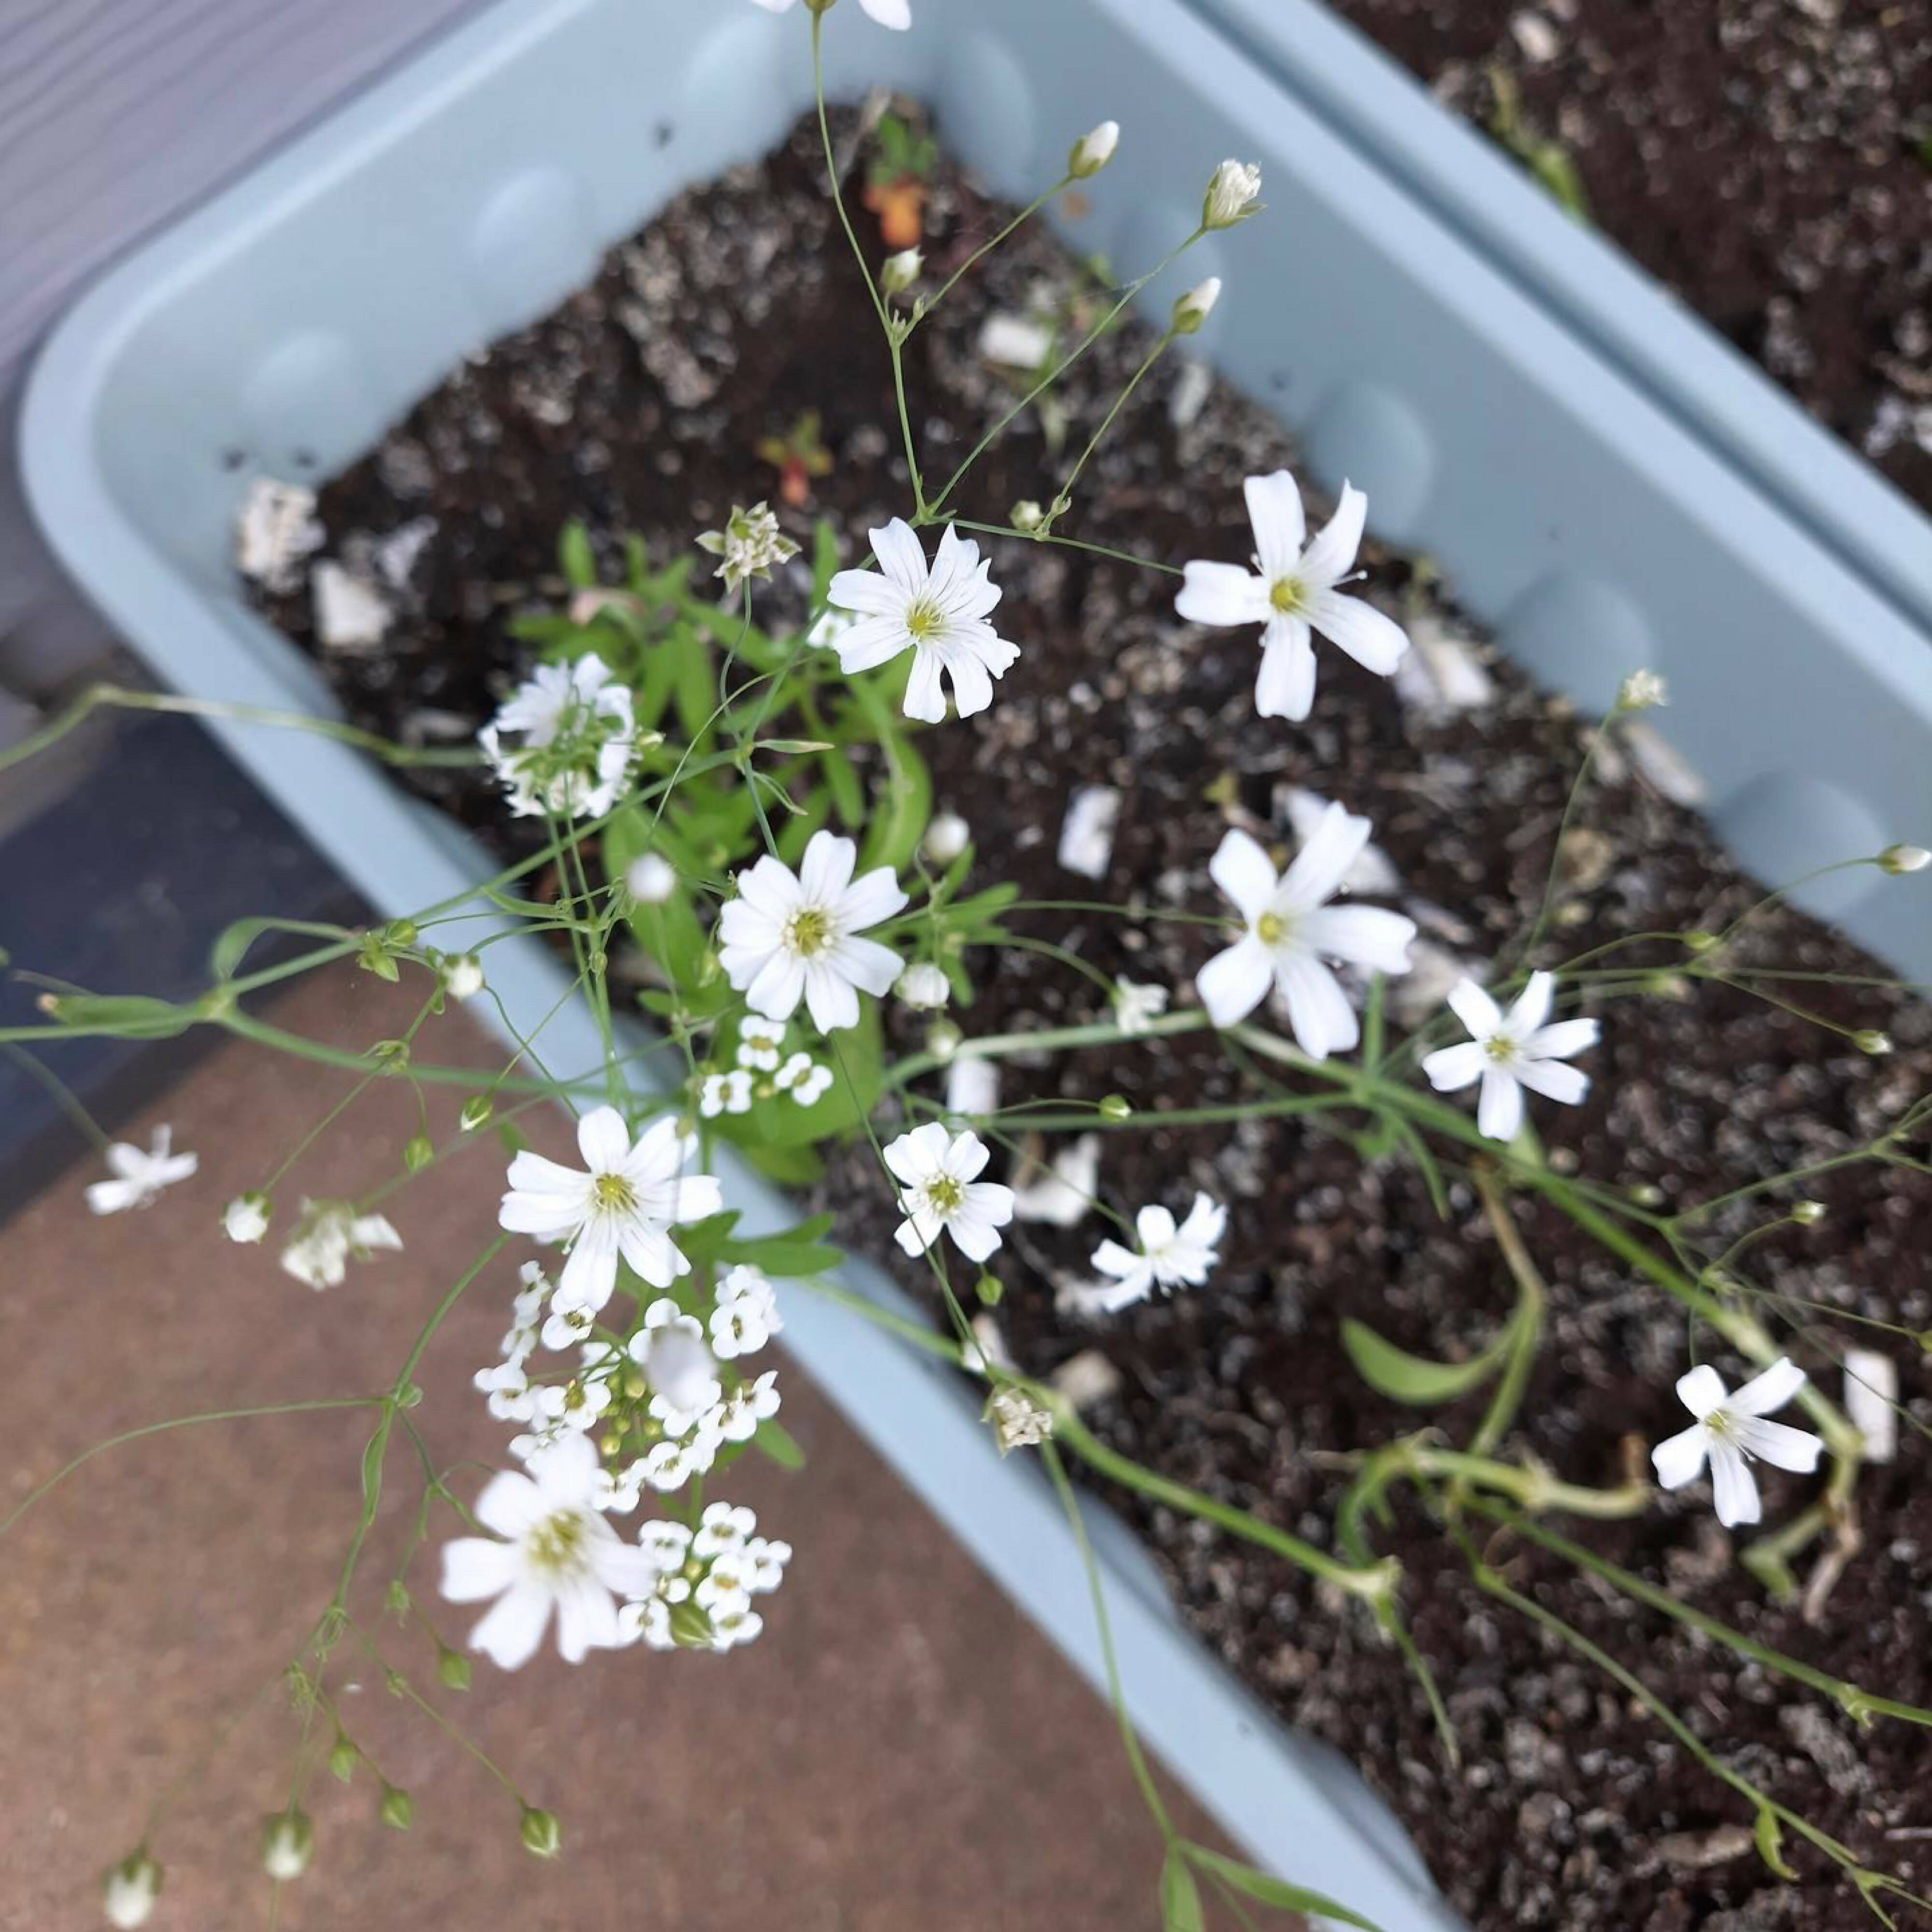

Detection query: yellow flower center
(786, 908), (832, 957)
(1483, 1035), (1518, 1064)
(526, 1510), (588, 1577)
(904, 598), (945, 642)
(1256, 909), (1290, 947)
(1269, 576), (1305, 615)
(593, 1173), (638, 1213)
(926, 1173), (966, 1215)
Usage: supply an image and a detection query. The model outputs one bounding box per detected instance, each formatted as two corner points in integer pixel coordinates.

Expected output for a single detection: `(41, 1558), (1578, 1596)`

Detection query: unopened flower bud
(378, 1786), (414, 1831)
(1171, 276), (1221, 335)
(223, 1191), (271, 1243)
(975, 1273), (1004, 1307)
(102, 1852), (161, 1929)
(1853, 1029), (1893, 1056)
(437, 1643), (472, 1691)
(1617, 668), (1667, 711)
(519, 1807), (563, 1859)
(925, 1019), (964, 1064)
(440, 953), (485, 1001)
(403, 1134), (435, 1174)
(1009, 499), (1045, 533)
(896, 961), (950, 1009)
(1068, 119), (1119, 178)
(1098, 1094), (1132, 1121)
(460, 1094), (494, 1133)
(260, 1811), (313, 1881)
(626, 852), (678, 904)
(1683, 930), (1719, 953)
(1879, 843), (1930, 875)
(1203, 158), (1262, 229)
(881, 247), (923, 295)
(1791, 1199), (1826, 1226)
(923, 812), (971, 864)
(328, 1736), (358, 1783)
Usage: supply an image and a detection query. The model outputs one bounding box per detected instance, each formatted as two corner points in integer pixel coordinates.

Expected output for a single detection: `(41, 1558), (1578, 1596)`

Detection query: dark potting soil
(251, 110), (1932, 1931)
(1316, 0), (1932, 516)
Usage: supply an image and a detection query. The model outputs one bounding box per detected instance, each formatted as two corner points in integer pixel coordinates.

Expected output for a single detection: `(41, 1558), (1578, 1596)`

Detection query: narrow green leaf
(1182, 1844), (1385, 1931)
(752, 1419), (806, 1471)
(558, 521), (597, 588)
(1340, 1317), (1506, 1405)
(1159, 1852), (1205, 1932)
(1754, 1805), (1797, 1882)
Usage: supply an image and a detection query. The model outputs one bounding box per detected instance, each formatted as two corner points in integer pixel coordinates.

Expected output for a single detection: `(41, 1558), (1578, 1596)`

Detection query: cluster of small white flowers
(698, 1015), (834, 1116)
(696, 501), (801, 596)
(478, 653), (639, 821)
(620, 1503), (792, 1652)
(279, 1197), (402, 1291)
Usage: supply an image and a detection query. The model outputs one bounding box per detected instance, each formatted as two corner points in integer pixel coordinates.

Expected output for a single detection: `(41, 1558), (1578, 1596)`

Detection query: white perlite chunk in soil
(311, 561), (394, 651)
(1843, 1349), (1898, 1463)
(233, 477), (324, 593)
(1057, 785), (1120, 880)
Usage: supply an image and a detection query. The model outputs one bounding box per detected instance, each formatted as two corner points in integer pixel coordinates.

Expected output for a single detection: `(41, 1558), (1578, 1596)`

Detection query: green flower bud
(519, 1807), (563, 1859)
(1170, 276), (1221, 335)
(975, 1273), (1004, 1307)
(1790, 1199), (1826, 1226)
(459, 1094), (494, 1132)
(328, 1736), (358, 1783)
(1853, 1030), (1893, 1056)
(881, 247), (923, 295)
(1098, 1094), (1132, 1121)
(379, 1786), (415, 1831)
(1068, 120), (1119, 179)
(437, 1644), (472, 1691)
(403, 1134), (435, 1174)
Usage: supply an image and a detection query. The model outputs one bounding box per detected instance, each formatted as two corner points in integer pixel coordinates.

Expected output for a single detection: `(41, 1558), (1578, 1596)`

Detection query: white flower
(441, 952), (485, 1001)
(628, 1316), (721, 1418)
(1069, 120), (1119, 177)
(896, 961), (951, 1009)
(718, 829), (906, 1033)
(498, 1107), (724, 1314)
(750, 0), (909, 24)
(1171, 276), (1221, 335)
(716, 1370), (781, 1442)
(279, 1199), (401, 1290)
(1650, 1359), (1823, 1529)
(1617, 668), (1667, 711)
(626, 852), (679, 903)
(1011, 1134), (1100, 1228)
(479, 653), (637, 821)
(987, 1385), (1054, 1456)
(440, 1433), (661, 1668)
(696, 501), (800, 596)
(1203, 158), (1262, 228)
(1421, 973), (1599, 1143)
(1879, 843), (1930, 875)
(711, 1264), (783, 1358)
(222, 1191), (271, 1243)
(85, 1125), (197, 1215)
(923, 811), (970, 864)
(1088, 1193), (1226, 1312)
(1196, 806), (1416, 1056)
(1177, 471), (1409, 721)
(736, 1015), (786, 1071)
(700, 1069), (754, 1118)
(825, 521), (1019, 723)
(259, 1812), (313, 1881)
(772, 1051), (833, 1106)
(884, 1122), (1015, 1263)
(1112, 980), (1168, 1035)
(881, 247), (923, 294)
(102, 1853), (162, 1928)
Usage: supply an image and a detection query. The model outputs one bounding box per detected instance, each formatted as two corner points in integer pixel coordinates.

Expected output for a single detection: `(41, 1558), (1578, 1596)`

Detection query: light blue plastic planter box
(18, 0), (1932, 1924)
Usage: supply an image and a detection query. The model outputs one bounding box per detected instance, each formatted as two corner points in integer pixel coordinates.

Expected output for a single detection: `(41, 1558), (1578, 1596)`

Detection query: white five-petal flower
(84, 1125), (197, 1215)
(825, 521), (1019, 722)
(1196, 805), (1416, 1057)
(440, 1433), (661, 1669)
(477, 653), (637, 821)
(498, 1106), (723, 1315)
(1650, 1358), (1823, 1529)
(718, 829), (907, 1034)
(1089, 1193), (1226, 1312)
(751, 0), (909, 24)
(1421, 973), (1599, 1143)
(883, 1122), (1015, 1264)
(1176, 471), (1409, 721)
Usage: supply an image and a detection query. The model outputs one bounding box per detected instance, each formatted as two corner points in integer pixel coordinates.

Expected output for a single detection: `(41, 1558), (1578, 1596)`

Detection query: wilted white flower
(884, 1122), (1015, 1263)
(1203, 158), (1262, 229)
(1617, 668), (1667, 711)
(626, 852), (679, 903)
(1421, 973), (1598, 1143)
(711, 1264), (783, 1358)
(102, 1852), (161, 1928)
(987, 1385), (1054, 1455)
(700, 1069), (755, 1118)
(1171, 276), (1221, 335)
(279, 1198), (401, 1290)
(259, 1812), (313, 1882)
(896, 961), (951, 1009)
(772, 1051), (834, 1106)
(923, 811), (970, 864)
(1879, 843), (1930, 875)
(498, 1106), (723, 1314)
(84, 1125), (197, 1215)
(881, 246), (923, 294)
(718, 828), (907, 1034)
(1069, 119), (1120, 177)
(695, 502), (800, 596)
(628, 1315), (722, 1418)
(1196, 806), (1416, 1056)
(1112, 980), (1169, 1035)
(222, 1191), (271, 1243)
(1177, 471), (1409, 721)
(479, 653), (638, 821)
(441, 952), (485, 1001)
(1087, 1193), (1226, 1312)
(1011, 1134), (1101, 1228)
(441, 1433), (660, 1668)
(750, 0), (909, 24)
(825, 520), (1019, 723)
(1650, 1358), (1823, 1529)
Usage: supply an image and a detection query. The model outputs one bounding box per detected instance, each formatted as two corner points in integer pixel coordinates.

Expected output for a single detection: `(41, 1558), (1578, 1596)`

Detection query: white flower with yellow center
(84, 1125), (197, 1215)
(883, 1122), (1015, 1263)
(718, 829), (907, 1034)
(1650, 1359), (1823, 1529)
(1421, 973), (1599, 1142)
(440, 1433), (660, 1669)
(825, 520), (1019, 723)
(1196, 805), (1416, 1057)
(1176, 471), (1409, 721)
(498, 1106), (723, 1315)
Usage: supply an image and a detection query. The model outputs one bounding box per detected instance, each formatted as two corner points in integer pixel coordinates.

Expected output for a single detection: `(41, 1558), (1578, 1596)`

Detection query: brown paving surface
(2, 968), (1220, 1931)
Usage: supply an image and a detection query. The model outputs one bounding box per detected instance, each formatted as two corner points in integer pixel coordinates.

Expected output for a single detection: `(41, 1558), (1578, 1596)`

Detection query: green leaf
(558, 521), (597, 588)
(810, 519), (842, 601)
(1753, 1805), (1797, 1882)
(209, 916), (350, 980)
(1181, 1845), (1384, 1931)
(752, 1419), (806, 1470)
(1340, 1317), (1508, 1406)
(821, 745), (866, 828)
(40, 993), (195, 1039)
(1159, 1852), (1205, 1932)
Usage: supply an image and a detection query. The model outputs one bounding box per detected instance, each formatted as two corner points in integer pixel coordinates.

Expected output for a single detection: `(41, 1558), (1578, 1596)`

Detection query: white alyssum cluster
(478, 654), (639, 821)
(279, 1198), (402, 1290)
(620, 1503), (792, 1652)
(84, 1126), (197, 1215)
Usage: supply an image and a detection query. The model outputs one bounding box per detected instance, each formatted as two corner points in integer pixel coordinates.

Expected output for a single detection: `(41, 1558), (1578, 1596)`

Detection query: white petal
(556, 1236), (618, 1314)
(903, 648), (948, 723)
(1446, 978), (1503, 1040)
(833, 614), (915, 673)
(1649, 1422), (1709, 1491)
(621, 1117), (688, 1187)
(1176, 560), (1266, 629)
(802, 960), (861, 1033)
(620, 1222), (681, 1288)
(554, 1575), (619, 1662)
(1297, 480), (1367, 587)
(857, 0), (911, 25)
(1277, 951), (1359, 1061)
(1734, 1416), (1824, 1475)
(470, 1580), (553, 1670)
(440, 1537), (520, 1603)
(1675, 1363), (1729, 1421)
(1298, 905), (1416, 976)
(1476, 1067), (1523, 1142)
(947, 1206), (1005, 1263)
(733, 853), (803, 923)
(1196, 936), (1273, 1028)
(746, 948), (807, 1021)
(1709, 1444), (1761, 1529)
(1302, 589), (1408, 674)
(1277, 801), (1371, 912)
(1525, 1018), (1599, 1063)
(577, 1106), (631, 1174)
(945, 649), (994, 718)
(474, 1469), (545, 1540)
(883, 1123), (947, 1184)
(826, 568), (907, 617)
(869, 518), (928, 595)
(1729, 1356), (1807, 1417)
(837, 866), (909, 932)
(1422, 1041), (1485, 1092)
(1513, 1058), (1589, 1106)
(798, 829), (856, 905)
(1208, 827), (1280, 919)
(1254, 615), (1317, 721)
(1243, 469), (1307, 578)
(1506, 971), (1556, 1037)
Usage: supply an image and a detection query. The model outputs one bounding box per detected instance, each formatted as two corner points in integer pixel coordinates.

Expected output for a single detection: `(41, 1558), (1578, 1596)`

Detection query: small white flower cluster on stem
(279, 1198), (401, 1290)
(478, 654), (639, 822)
(699, 1017), (832, 1115)
(621, 1504), (792, 1651)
